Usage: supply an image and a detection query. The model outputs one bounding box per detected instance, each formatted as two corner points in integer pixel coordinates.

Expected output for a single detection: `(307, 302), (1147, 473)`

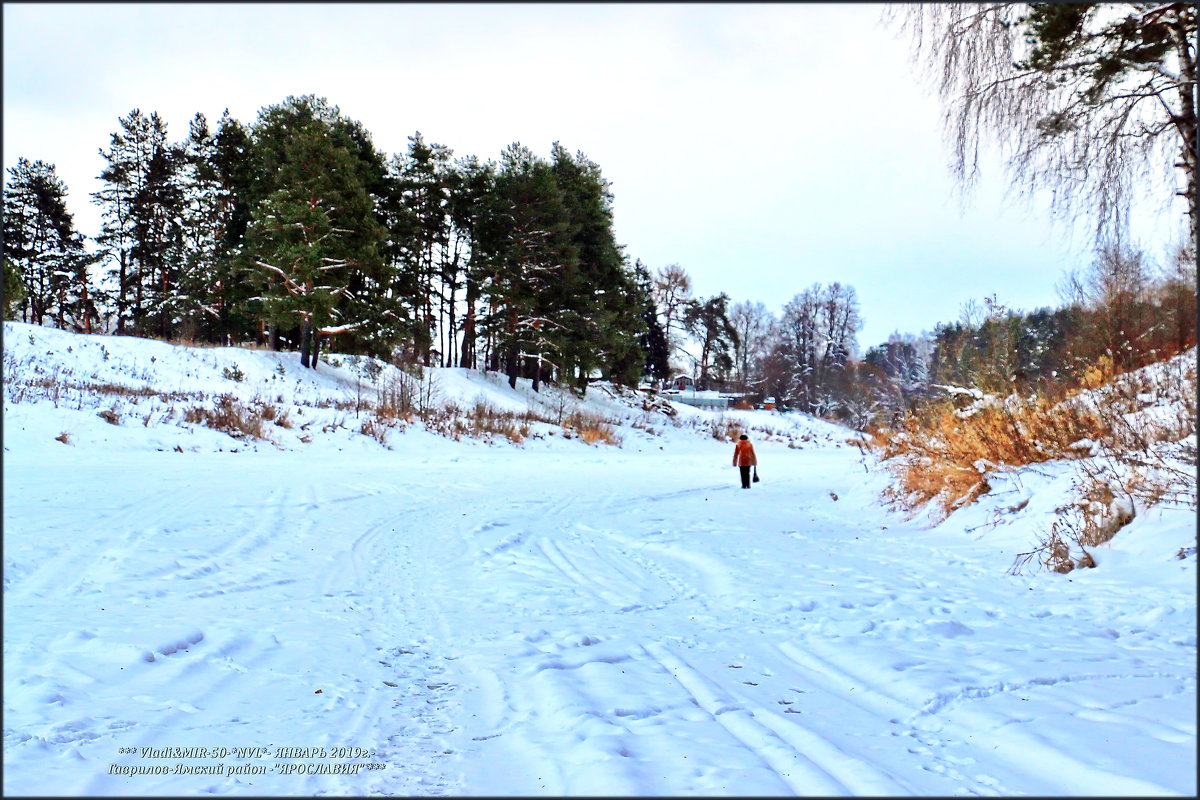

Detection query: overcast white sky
(2, 2), (1172, 349)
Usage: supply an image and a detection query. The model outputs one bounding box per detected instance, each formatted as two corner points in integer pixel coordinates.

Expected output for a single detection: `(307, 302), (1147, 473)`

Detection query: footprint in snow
(924, 620), (974, 637)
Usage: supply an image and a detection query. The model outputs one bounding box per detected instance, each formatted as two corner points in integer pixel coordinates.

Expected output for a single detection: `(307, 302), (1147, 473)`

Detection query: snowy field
(3, 322), (1196, 796)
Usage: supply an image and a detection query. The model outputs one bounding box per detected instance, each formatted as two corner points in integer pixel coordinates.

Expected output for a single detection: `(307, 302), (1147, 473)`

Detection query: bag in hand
(752, 466), (760, 483)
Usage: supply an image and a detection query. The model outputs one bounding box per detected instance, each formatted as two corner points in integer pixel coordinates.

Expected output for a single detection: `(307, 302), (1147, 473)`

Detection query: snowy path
(4, 433), (1195, 796)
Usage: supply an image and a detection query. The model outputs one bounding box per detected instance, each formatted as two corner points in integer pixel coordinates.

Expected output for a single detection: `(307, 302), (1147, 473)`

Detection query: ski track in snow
(4, 417), (1196, 793)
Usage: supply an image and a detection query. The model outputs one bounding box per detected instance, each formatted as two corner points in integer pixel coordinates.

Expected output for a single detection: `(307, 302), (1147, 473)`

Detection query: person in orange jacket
(732, 434), (757, 489)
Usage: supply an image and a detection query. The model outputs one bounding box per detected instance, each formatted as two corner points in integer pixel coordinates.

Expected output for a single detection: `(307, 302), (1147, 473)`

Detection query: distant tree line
(639, 243), (1195, 431)
(643, 261), (869, 415)
(3, 95), (655, 389)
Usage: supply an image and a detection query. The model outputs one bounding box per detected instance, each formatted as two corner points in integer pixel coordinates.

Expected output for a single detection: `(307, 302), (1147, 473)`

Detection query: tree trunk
(506, 348), (519, 389)
(134, 259), (144, 335)
(81, 280), (92, 334)
(446, 261), (458, 368)
(116, 251), (128, 335)
(160, 260), (170, 340)
(299, 319), (312, 369)
(422, 247), (434, 367)
(1169, 15), (1198, 246)
(437, 263), (446, 366)
(460, 275), (476, 369)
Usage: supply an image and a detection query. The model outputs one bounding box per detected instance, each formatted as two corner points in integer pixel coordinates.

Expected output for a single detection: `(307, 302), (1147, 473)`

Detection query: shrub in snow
(563, 410), (621, 447)
(183, 395), (270, 442)
(878, 349), (1196, 565)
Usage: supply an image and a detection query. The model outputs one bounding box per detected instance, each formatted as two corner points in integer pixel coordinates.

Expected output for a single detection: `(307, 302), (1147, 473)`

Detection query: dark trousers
(739, 465), (752, 488)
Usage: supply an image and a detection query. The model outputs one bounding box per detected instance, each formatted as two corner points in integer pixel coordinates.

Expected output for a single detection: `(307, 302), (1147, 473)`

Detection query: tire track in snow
(533, 536), (679, 613)
(168, 488), (314, 592)
(536, 538), (628, 607)
(776, 639), (1183, 796)
(640, 641), (857, 796)
(597, 527), (738, 600)
(332, 491), (480, 795)
(279, 479), (470, 794)
(7, 486), (186, 601)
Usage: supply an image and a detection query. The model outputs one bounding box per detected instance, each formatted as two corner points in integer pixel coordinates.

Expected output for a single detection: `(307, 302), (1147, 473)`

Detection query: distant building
(660, 376), (732, 409)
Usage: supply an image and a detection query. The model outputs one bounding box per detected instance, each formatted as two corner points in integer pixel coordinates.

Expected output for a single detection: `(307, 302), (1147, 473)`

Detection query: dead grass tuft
(709, 415), (742, 442)
(1009, 503), (1125, 575)
(182, 394), (270, 441)
(564, 410), (622, 446)
(359, 416), (390, 446)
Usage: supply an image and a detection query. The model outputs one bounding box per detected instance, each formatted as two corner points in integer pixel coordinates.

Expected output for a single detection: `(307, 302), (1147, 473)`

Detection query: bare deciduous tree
(729, 300), (775, 392)
(652, 263), (693, 373)
(1058, 242), (1155, 371)
(888, 2), (1197, 243)
(777, 282), (862, 414)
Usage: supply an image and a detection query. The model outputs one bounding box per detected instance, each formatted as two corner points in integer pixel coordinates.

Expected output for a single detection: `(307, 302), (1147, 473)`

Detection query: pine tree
(683, 293), (738, 390)
(92, 109), (184, 337)
(477, 143), (577, 389)
(447, 155), (497, 369)
(173, 112), (235, 341)
(549, 143), (643, 389)
(138, 131), (187, 339)
(242, 96), (395, 359)
(2, 256), (26, 320)
(633, 259), (670, 383)
(207, 111), (258, 344)
(389, 132), (458, 366)
(243, 184), (346, 368)
(4, 158), (100, 330)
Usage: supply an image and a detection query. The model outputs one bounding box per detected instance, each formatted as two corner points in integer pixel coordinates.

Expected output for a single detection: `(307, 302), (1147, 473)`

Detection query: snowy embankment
(3, 321), (1195, 796)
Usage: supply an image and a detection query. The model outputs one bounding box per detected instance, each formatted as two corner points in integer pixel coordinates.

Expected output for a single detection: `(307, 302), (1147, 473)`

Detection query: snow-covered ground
(3, 322), (1196, 796)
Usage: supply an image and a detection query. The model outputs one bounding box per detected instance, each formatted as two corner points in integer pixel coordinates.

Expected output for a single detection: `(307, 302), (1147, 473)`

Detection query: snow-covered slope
(3, 322), (1195, 796)
(1, 322), (844, 457)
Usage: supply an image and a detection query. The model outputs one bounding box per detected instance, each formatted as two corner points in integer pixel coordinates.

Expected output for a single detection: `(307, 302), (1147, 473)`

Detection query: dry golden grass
(564, 410), (622, 447)
(417, 401), (535, 445)
(875, 392), (1114, 516)
(709, 416), (742, 442)
(1010, 502), (1123, 575)
(359, 416), (389, 446)
(182, 394), (269, 441)
(878, 352), (1196, 570)
(7, 374), (200, 405)
(872, 353), (1193, 518)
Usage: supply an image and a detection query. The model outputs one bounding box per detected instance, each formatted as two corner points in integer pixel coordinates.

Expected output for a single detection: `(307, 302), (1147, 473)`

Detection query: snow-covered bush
(876, 349), (1196, 563)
